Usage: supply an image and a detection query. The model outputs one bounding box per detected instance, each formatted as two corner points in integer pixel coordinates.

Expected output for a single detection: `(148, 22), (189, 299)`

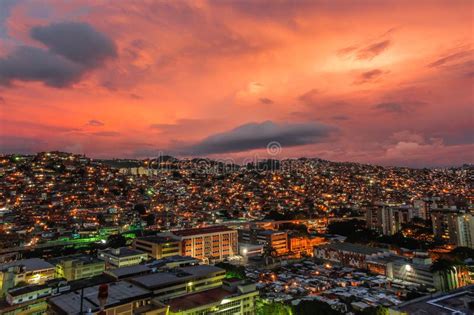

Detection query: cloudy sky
(0, 0), (472, 167)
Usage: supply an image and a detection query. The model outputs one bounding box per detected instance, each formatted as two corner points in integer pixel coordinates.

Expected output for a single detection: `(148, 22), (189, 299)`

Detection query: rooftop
(392, 284), (474, 314)
(0, 258), (54, 271)
(105, 265), (151, 279)
(167, 287), (233, 312)
(100, 247), (146, 258)
(49, 281), (151, 314)
(8, 284), (49, 297)
(136, 235), (180, 244)
(318, 242), (386, 256)
(131, 265), (224, 290)
(49, 254), (103, 265)
(172, 226), (234, 237)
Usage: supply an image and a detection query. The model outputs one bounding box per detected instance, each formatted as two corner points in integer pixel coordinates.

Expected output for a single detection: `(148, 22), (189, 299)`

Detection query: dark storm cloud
(0, 22), (116, 87)
(0, 136), (47, 154)
(182, 121), (335, 155)
(30, 22), (117, 66)
(0, 46), (84, 87)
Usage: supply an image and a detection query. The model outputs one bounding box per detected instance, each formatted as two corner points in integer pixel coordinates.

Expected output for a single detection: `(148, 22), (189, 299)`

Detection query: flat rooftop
(131, 265), (224, 290)
(172, 226), (234, 237)
(318, 242), (386, 255)
(49, 254), (103, 265)
(100, 247), (146, 257)
(136, 235), (180, 244)
(167, 287), (233, 312)
(367, 254), (405, 264)
(0, 258), (54, 271)
(8, 284), (49, 297)
(392, 284), (474, 314)
(105, 265), (151, 279)
(49, 281), (151, 314)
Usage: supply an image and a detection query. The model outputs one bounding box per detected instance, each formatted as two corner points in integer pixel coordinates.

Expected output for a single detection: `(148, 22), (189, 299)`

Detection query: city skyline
(1, 0), (473, 167)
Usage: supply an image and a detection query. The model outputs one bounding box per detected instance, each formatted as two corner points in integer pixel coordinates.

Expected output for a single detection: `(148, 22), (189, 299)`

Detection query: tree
(256, 299), (293, 315)
(449, 247), (474, 261)
(356, 306), (388, 315)
(431, 258), (467, 291)
(134, 203), (147, 215)
(327, 219), (378, 243)
(107, 234), (127, 248)
(293, 300), (341, 315)
(215, 262), (246, 279)
(263, 244), (277, 265)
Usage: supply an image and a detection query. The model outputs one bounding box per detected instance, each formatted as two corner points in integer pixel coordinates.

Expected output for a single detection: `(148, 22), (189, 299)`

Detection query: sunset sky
(0, 0), (472, 167)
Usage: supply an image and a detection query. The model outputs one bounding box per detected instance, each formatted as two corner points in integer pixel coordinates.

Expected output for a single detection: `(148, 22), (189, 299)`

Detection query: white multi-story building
(98, 247), (148, 268)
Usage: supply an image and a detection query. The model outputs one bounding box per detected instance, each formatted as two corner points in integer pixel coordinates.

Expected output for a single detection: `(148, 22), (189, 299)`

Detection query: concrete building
(170, 226), (238, 262)
(0, 259), (55, 296)
(239, 229), (288, 255)
(314, 242), (388, 269)
(369, 254), (470, 291)
(453, 213), (474, 248)
(390, 284), (474, 314)
(50, 255), (105, 281)
(130, 265), (226, 300)
(390, 256), (437, 288)
(413, 199), (430, 220)
(4, 279), (68, 304)
(432, 209), (474, 247)
(366, 205), (414, 235)
(148, 255), (200, 270)
(133, 235), (182, 259)
(167, 279), (259, 315)
(98, 247), (148, 268)
(288, 235), (326, 257)
(48, 281), (152, 315)
(238, 243), (264, 259)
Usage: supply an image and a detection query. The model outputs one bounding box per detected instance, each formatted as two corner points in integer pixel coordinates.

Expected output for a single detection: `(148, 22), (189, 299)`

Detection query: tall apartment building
(239, 229), (288, 255)
(431, 208), (473, 247)
(366, 205), (414, 235)
(444, 212), (474, 248)
(169, 226), (238, 262)
(413, 199), (430, 220)
(454, 213), (474, 248)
